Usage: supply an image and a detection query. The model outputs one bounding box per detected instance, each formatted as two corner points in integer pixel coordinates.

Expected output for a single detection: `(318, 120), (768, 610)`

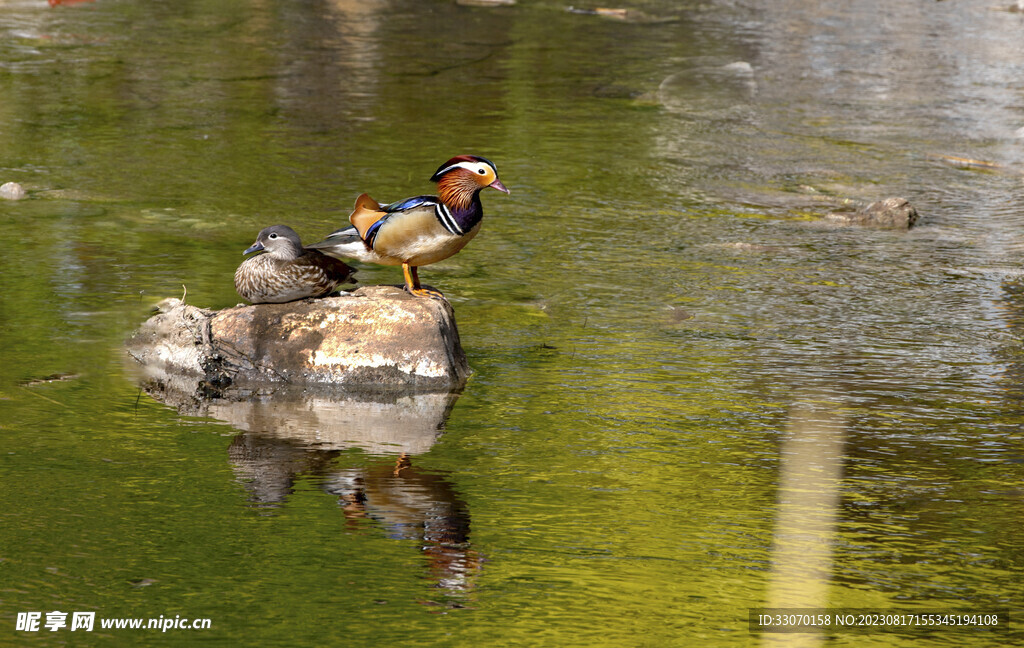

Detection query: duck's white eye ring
(269, 233), (278, 239)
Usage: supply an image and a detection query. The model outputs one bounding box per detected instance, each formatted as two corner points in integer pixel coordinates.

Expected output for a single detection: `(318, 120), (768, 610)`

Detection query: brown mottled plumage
(235, 225), (355, 304)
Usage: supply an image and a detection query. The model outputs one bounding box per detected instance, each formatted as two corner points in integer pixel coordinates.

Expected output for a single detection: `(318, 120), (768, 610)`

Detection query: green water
(2, 0), (1023, 646)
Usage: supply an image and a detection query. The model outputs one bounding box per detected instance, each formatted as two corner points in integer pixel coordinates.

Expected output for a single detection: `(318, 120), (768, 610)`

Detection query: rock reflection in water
(208, 390), (458, 455)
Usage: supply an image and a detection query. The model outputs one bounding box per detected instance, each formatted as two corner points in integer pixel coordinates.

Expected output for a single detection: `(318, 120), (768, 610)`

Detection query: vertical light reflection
(762, 393), (846, 648)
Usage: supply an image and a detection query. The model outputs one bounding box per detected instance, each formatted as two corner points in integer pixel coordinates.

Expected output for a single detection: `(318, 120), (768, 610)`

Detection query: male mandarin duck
(308, 155), (509, 298)
(235, 225), (355, 304)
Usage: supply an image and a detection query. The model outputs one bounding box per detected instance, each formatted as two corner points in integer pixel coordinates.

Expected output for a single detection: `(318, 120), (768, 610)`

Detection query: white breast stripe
(435, 202), (463, 235)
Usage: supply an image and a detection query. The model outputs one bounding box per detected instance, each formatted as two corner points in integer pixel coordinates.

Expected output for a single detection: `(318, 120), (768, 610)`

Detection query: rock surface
(825, 197), (919, 229)
(126, 285), (471, 394)
(0, 182), (26, 200)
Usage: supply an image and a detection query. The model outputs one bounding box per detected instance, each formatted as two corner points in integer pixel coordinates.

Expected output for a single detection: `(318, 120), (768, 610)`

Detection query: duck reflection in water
(218, 389), (480, 596)
(325, 461), (479, 594)
(138, 372), (480, 595)
(229, 433), (480, 595)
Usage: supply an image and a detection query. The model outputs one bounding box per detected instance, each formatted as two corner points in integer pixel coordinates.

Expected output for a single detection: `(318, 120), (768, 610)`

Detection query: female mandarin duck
(308, 155), (509, 298)
(235, 225), (355, 304)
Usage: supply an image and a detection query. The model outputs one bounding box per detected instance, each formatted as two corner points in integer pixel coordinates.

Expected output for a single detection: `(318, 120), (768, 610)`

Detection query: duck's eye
(268, 233), (278, 239)
(477, 168), (487, 175)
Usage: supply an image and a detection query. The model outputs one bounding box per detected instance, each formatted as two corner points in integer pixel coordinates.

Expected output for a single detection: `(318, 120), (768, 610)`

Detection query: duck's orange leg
(402, 263), (444, 299)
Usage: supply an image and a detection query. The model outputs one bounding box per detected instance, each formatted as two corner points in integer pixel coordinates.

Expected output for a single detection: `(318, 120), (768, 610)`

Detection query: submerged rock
(0, 182), (26, 200)
(126, 285), (471, 394)
(824, 197), (919, 229)
(566, 6), (678, 23)
(657, 62), (758, 116)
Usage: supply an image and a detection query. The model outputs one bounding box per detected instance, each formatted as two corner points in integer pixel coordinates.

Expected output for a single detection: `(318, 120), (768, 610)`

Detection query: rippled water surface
(2, 0), (1024, 646)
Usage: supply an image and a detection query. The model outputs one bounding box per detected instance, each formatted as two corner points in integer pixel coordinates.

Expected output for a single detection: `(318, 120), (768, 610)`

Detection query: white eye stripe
(438, 161), (495, 177)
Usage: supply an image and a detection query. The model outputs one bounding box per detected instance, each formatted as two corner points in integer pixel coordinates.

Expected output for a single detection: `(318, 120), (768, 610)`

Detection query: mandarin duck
(235, 225), (355, 304)
(308, 155), (508, 298)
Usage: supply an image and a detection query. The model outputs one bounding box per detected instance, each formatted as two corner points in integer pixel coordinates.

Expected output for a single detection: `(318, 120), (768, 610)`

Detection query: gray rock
(825, 197), (919, 229)
(0, 182), (26, 200)
(126, 285), (471, 394)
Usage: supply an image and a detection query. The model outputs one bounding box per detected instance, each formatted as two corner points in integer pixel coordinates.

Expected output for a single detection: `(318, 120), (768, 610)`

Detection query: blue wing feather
(365, 219), (386, 246)
(314, 194), (445, 251)
(381, 195), (438, 212)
